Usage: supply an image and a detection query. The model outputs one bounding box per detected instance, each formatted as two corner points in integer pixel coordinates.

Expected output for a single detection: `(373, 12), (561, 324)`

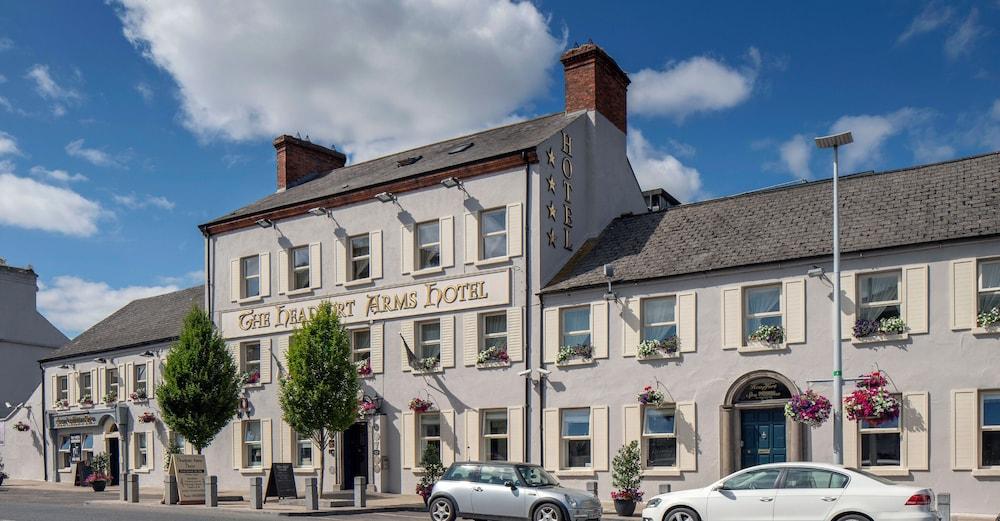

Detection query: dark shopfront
(48, 406), (128, 486)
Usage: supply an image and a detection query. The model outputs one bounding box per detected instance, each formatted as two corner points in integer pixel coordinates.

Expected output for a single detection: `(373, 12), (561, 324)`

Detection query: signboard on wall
(736, 378), (792, 402)
(220, 270), (510, 339)
(170, 455), (207, 504)
(53, 414), (99, 429)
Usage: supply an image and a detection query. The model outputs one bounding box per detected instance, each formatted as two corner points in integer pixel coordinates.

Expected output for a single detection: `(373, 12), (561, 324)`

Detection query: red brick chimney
(560, 42), (630, 133)
(273, 135), (347, 191)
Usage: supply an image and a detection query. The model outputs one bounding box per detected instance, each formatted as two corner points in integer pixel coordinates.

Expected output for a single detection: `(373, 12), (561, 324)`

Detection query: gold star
(547, 228), (557, 247)
(546, 175), (556, 193)
(546, 202), (557, 220)
(546, 147), (556, 167)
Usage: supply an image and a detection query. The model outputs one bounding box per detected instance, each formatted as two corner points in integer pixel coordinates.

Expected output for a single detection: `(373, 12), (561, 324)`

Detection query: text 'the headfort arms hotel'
(9, 43), (1000, 515)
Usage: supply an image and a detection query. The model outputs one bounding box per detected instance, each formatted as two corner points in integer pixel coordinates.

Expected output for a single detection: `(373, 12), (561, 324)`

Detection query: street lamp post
(815, 131), (853, 465)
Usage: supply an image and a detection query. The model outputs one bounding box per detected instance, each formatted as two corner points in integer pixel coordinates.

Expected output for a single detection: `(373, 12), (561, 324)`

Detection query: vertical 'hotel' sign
(545, 131), (574, 251)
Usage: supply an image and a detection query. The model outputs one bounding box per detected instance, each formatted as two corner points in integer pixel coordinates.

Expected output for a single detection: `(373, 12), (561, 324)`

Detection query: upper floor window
(481, 313), (507, 353)
(642, 297), (677, 342)
(79, 372), (93, 403)
(242, 341), (261, 384)
(350, 235), (371, 280)
(982, 392), (1000, 467)
(59, 436), (72, 469)
(241, 255), (261, 298)
(560, 307), (591, 348)
(290, 246), (310, 290)
(417, 221), (441, 270)
(561, 408), (591, 469)
(352, 329), (371, 364)
(858, 271), (901, 322)
(133, 364), (148, 399)
(744, 285), (782, 341)
(643, 407), (677, 468)
(978, 260), (1000, 314)
(418, 321), (441, 361)
(859, 398), (901, 468)
(482, 410), (508, 462)
(106, 367), (119, 402)
(57, 375), (69, 402)
(480, 208), (507, 260)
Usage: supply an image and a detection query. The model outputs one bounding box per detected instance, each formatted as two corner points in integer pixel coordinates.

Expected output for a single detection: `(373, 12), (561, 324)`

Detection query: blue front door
(741, 408), (786, 468)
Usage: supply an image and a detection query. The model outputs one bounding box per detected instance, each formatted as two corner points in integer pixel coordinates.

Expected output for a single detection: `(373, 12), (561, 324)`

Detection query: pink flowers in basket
(843, 371), (900, 424)
(409, 397), (433, 413)
(784, 390), (832, 428)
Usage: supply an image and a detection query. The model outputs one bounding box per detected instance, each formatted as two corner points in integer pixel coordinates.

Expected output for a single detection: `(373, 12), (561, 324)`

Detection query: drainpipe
(39, 361), (48, 482)
(538, 293), (547, 467)
(521, 150), (533, 459)
(202, 229), (212, 317)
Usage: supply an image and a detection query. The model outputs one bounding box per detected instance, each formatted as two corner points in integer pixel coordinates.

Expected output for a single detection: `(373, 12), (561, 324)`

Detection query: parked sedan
(429, 462), (602, 521)
(641, 463), (938, 521)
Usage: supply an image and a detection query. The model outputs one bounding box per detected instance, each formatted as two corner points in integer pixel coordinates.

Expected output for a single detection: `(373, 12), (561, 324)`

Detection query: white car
(641, 463), (938, 521)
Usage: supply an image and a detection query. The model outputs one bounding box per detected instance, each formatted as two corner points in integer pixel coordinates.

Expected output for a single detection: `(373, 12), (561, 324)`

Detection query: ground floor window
(82, 434), (94, 462)
(134, 432), (149, 469)
(59, 436), (72, 469)
(643, 407), (677, 468)
(244, 420), (262, 468)
(982, 392), (1000, 467)
(860, 409), (901, 467)
(481, 410), (508, 461)
(561, 408), (591, 469)
(296, 431), (313, 467)
(419, 413), (441, 459)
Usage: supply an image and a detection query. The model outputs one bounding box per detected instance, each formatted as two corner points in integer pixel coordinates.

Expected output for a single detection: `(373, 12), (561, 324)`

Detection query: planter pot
(614, 499), (637, 516)
(91, 480), (107, 492)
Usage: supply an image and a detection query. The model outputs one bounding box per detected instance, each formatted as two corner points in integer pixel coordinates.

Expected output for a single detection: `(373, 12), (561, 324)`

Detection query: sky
(1, 1), (999, 338)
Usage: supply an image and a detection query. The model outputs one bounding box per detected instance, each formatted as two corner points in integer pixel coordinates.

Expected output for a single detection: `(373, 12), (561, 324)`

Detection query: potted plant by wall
(978, 306), (1000, 331)
(408, 397), (434, 413)
(138, 411), (156, 424)
(87, 452), (111, 492)
(784, 390), (832, 428)
(415, 443), (444, 507)
(843, 371), (900, 425)
(556, 344), (593, 365)
(636, 337), (679, 359)
(611, 441), (644, 516)
(14, 421), (30, 432)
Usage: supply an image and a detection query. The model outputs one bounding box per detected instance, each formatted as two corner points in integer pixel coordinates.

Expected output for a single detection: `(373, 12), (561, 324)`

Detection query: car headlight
(565, 495), (580, 508)
(646, 498), (662, 508)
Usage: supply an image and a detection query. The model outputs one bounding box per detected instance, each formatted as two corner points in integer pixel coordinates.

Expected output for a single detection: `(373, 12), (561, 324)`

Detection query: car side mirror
(710, 484), (725, 492)
(504, 480), (517, 489)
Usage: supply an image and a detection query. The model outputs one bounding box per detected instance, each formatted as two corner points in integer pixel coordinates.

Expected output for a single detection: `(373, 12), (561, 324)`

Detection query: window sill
(739, 341), (788, 353)
(243, 383), (264, 390)
(861, 466), (910, 477)
(134, 467), (152, 474)
(238, 296), (264, 305)
(294, 467), (319, 475)
(58, 468), (72, 474)
(130, 399), (150, 405)
(641, 468), (682, 477)
(555, 469), (596, 478)
(556, 358), (595, 368)
(285, 287), (313, 297)
(637, 352), (680, 361)
(412, 368), (443, 376)
(852, 333), (909, 345)
(411, 267), (444, 277)
(972, 326), (1000, 336)
(474, 257), (511, 268)
(971, 468), (1000, 477)
(344, 278), (374, 288)
(477, 361), (511, 369)
(240, 468), (266, 475)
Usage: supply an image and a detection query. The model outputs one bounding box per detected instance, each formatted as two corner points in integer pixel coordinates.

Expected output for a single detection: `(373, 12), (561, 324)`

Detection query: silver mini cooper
(428, 462), (602, 521)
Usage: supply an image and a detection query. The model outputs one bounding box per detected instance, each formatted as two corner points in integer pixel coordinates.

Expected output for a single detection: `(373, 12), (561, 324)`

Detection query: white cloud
(991, 99), (1000, 121)
(29, 165), (88, 183)
(135, 82), (154, 102)
(777, 134), (812, 180)
(0, 130), (20, 156)
(158, 269), (204, 285)
(629, 48), (760, 121)
(829, 108), (931, 172)
(627, 128), (704, 202)
(115, 0), (563, 161)
(37, 277), (179, 337)
(113, 193), (175, 210)
(25, 64), (81, 116)
(897, 3), (953, 44)
(65, 138), (126, 168)
(944, 8), (985, 60)
(0, 172), (104, 236)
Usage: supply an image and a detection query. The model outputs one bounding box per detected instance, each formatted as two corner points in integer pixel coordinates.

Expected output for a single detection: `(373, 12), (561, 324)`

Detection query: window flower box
(53, 399), (69, 410)
(137, 411), (156, 424)
(976, 307), (1000, 334)
(556, 344), (593, 366)
(130, 389), (148, 402)
(637, 385), (666, 407)
(636, 338), (679, 360)
(102, 391), (117, 403)
(843, 371), (900, 424)
(408, 397), (434, 413)
(241, 370), (261, 386)
(476, 346), (510, 367)
(356, 360), (373, 378)
(413, 356), (440, 373)
(79, 396), (94, 409)
(747, 325), (785, 348)
(784, 390), (832, 428)
(852, 318), (908, 343)
(14, 421), (30, 432)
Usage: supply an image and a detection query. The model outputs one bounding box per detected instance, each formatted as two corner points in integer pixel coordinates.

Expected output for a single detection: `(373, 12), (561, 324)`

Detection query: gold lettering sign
(221, 270), (510, 339)
(561, 131), (573, 156)
(54, 414), (98, 429)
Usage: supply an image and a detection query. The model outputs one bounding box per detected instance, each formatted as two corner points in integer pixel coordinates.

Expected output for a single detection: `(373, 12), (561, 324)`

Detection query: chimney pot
(273, 135), (347, 191)
(560, 43), (630, 133)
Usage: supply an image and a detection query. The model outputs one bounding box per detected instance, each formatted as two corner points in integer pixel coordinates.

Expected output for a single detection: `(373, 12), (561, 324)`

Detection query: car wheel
(664, 507), (699, 521)
(533, 503), (562, 521)
(835, 515), (871, 521)
(429, 497), (456, 521)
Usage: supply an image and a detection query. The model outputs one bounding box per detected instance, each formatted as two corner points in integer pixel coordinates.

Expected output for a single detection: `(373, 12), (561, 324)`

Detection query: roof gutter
(38, 336), (180, 364)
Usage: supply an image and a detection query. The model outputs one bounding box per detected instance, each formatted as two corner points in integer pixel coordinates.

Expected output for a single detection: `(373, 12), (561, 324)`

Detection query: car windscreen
(517, 465), (559, 487)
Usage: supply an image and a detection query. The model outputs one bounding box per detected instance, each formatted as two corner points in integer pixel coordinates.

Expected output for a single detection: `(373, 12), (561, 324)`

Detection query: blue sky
(1, 1), (998, 337)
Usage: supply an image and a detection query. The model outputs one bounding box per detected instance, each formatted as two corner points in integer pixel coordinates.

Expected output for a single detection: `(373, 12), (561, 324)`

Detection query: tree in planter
(156, 307), (242, 453)
(415, 443), (445, 502)
(611, 441), (644, 515)
(279, 302), (359, 495)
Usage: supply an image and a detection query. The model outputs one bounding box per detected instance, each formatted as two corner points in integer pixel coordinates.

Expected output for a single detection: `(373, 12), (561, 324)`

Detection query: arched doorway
(719, 371), (802, 476)
(103, 420), (120, 486)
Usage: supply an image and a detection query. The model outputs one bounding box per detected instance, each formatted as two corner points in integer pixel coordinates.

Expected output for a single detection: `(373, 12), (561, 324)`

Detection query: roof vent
(396, 155), (422, 167)
(447, 142), (474, 154)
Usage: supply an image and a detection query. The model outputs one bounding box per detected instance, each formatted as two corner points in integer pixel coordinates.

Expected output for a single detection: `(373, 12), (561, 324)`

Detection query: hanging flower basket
(409, 397), (434, 413)
(978, 307), (1000, 330)
(557, 344), (593, 364)
(138, 411), (156, 424)
(358, 398), (379, 417)
(843, 371), (900, 424)
(637, 338), (679, 358)
(748, 325), (784, 344)
(784, 390), (832, 428)
(637, 385), (666, 407)
(476, 346), (510, 366)
(356, 360), (373, 378)
(853, 317), (908, 338)
(14, 421), (30, 432)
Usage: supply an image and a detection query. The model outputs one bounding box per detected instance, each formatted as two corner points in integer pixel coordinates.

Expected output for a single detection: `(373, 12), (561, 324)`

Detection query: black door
(107, 438), (120, 486)
(342, 422), (368, 490)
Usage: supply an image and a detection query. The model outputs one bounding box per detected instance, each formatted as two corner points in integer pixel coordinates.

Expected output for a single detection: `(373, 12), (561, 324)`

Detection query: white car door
(706, 468), (782, 521)
(773, 468), (849, 521)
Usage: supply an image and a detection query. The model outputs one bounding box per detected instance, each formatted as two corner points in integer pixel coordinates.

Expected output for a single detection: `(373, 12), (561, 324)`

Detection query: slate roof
(544, 151), (1000, 293)
(40, 286), (204, 362)
(203, 111), (584, 226)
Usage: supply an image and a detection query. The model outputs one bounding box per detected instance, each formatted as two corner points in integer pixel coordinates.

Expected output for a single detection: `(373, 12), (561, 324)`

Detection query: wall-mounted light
(374, 192), (396, 203)
(140, 351), (155, 358)
(93, 357), (107, 364)
(255, 218), (273, 228)
(603, 263), (616, 301)
(807, 266), (825, 278)
(440, 177), (463, 189)
(59, 364), (71, 369)
(308, 207), (327, 216)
